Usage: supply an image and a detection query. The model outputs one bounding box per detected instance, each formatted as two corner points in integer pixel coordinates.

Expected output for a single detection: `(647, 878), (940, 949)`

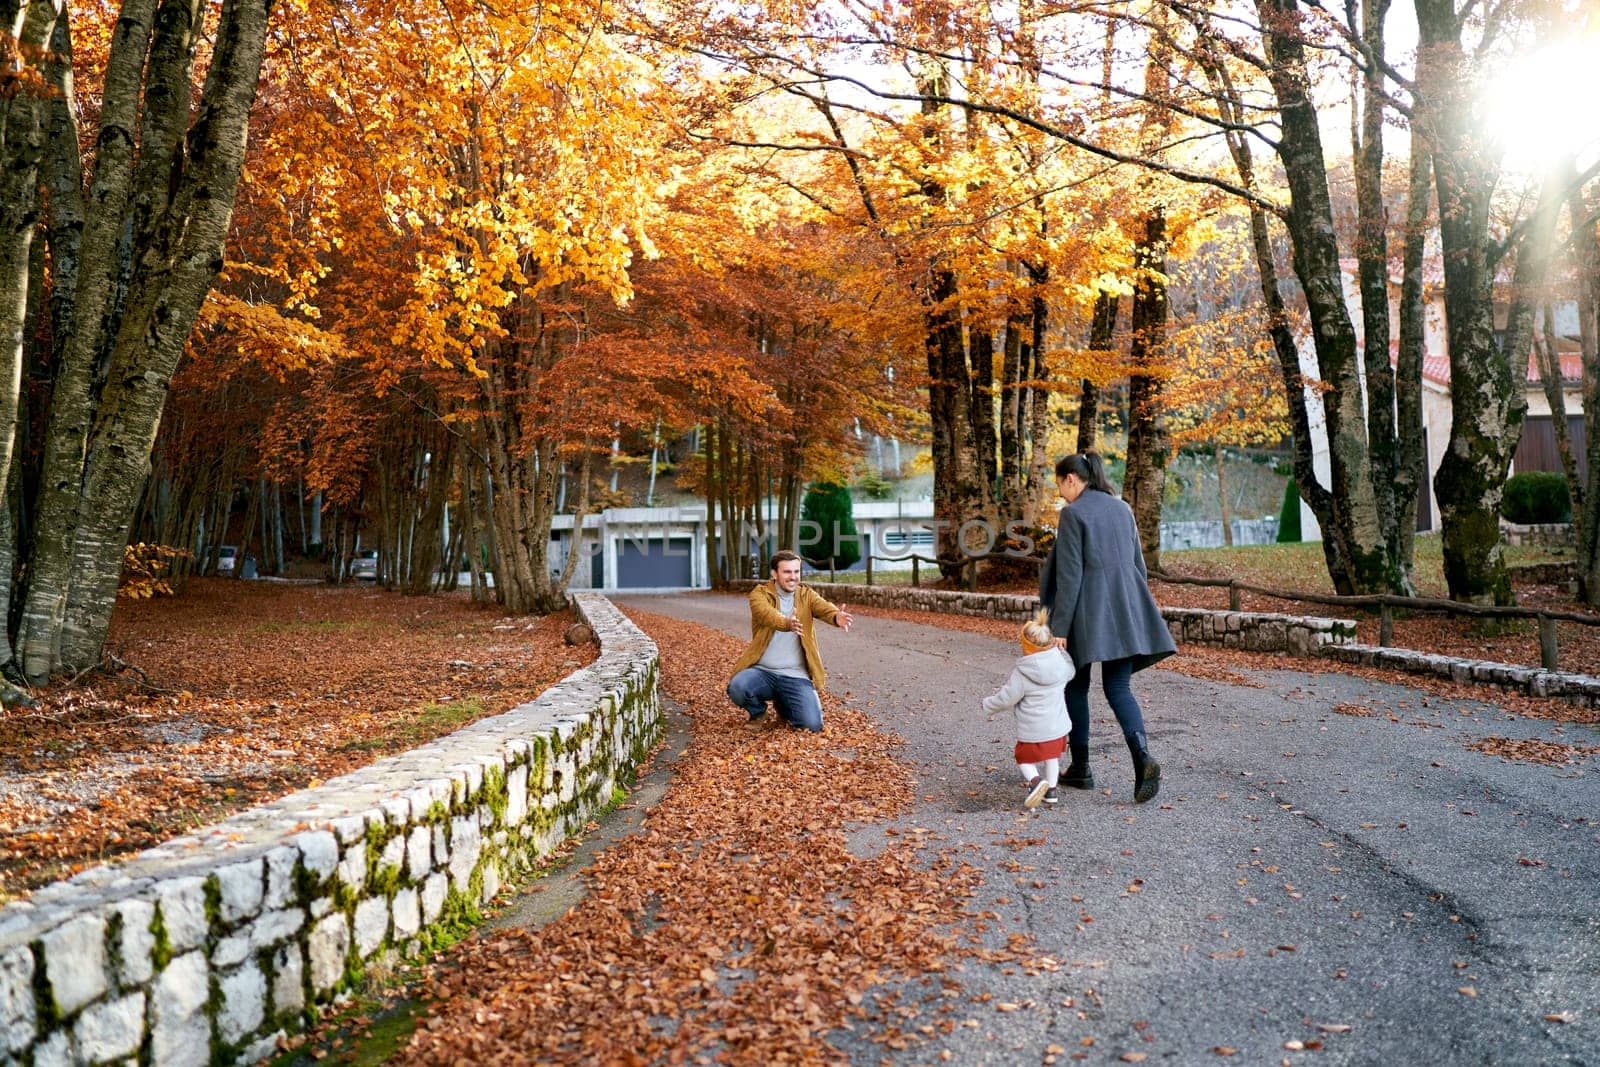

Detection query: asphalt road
(618, 593), (1600, 1066)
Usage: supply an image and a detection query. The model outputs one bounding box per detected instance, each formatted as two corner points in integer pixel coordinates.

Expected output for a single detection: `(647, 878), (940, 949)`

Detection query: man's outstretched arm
(808, 592), (853, 631)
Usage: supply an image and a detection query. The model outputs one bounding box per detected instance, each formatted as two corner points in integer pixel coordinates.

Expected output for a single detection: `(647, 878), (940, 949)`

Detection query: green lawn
(807, 565), (922, 587)
(1160, 533), (1571, 598)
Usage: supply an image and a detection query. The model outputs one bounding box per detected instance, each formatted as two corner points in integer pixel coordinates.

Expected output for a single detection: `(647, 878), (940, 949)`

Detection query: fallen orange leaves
(0, 582), (591, 902)
(394, 607), (1019, 1064)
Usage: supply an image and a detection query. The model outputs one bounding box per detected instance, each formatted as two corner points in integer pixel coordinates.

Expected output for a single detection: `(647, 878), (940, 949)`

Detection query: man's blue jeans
(727, 667), (824, 732)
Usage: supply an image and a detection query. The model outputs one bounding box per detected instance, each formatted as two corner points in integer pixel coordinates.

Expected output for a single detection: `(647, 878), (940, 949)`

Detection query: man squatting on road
(726, 550), (854, 731)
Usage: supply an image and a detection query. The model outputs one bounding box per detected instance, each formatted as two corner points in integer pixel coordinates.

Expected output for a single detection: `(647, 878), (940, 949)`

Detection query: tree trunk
(17, 0), (273, 677)
(1215, 442), (1233, 547)
(1023, 277), (1052, 527)
(971, 324), (997, 506)
(1569, 182), (1600, 605)
(998, 303), (1025, 517)
(1256, 0), (1396, 594)
(1078, 290), (1117, 454)
(2, 0), (72, 679)
(405, 434), (453, 596)
(554, 445), (594, 596)
(1536, 307), (1579, 526)
(1124, 211), (1169, 571)
(1352, 0), (1401, 579)
(234, 481), (260, 579)
(1394, 141), (1433, 579)
(925, 266), (970, 578)
(1416, 2), (1559, 604)
(484, 435), (542, 612)
(917, 61), (987, 578)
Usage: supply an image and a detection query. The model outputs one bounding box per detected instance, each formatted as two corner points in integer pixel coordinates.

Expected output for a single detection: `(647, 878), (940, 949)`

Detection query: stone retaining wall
(0, 593), (659, 1067)
(1320, 644), (1600, 707)
(727, 580), (1358, 656)
(1501, 521), (1576, 548)
(1507, 560), (1579, 587)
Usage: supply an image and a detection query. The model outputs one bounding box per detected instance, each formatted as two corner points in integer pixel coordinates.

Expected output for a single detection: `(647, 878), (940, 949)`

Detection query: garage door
(616, 537), (694, 588)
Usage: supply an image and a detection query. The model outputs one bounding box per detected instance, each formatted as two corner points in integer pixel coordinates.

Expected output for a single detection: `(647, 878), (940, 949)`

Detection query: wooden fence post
(966, 558), (978, 592)
(865, 554), (874, 586)
(912, 556), (920, 588)
(1228, 581), (1241, 612)
(1379, 603), (1394, 648)
(1539, 614), (1559, 671)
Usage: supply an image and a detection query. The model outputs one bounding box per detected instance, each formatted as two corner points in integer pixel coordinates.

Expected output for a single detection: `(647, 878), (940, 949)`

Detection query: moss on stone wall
(150, 905), (174, 972)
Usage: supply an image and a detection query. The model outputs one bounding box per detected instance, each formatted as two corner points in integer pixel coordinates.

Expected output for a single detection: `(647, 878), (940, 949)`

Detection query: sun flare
(1485, 42), (1600, 171)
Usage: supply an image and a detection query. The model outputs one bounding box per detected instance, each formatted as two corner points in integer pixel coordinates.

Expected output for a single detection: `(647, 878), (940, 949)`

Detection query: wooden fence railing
(844, 552), (1035, 590)
(826, 553), (1598, 673)
(1145, 570), (1599, 672)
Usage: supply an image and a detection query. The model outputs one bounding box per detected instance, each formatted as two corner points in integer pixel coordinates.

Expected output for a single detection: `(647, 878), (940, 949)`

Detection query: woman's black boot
(1129, 733), (1160, 803)
(1062, 742), (1095, 790)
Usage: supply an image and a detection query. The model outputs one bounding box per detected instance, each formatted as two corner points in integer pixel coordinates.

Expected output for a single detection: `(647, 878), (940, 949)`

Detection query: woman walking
(1041, 452), (1176, 802)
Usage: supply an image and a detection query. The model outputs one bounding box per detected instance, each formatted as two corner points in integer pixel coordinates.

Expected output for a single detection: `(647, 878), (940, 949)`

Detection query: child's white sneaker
(1023, 776), (1049, 808)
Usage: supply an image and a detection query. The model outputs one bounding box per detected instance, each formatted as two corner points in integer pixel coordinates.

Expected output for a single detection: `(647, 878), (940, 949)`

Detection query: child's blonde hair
(1020, 608), (1052, 652)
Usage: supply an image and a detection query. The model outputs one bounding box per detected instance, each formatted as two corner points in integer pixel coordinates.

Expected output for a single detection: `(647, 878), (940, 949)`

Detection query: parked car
(351, 549), (378, 581)
(215, 545), (239, 575)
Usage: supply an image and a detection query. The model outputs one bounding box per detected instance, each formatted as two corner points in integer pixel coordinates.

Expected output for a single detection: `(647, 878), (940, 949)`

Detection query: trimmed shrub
(1276, 474), (1302, 542)
(856, 470), (894, 500)
(800, 482), (862, 570)
(1501, 471), (1572, 524)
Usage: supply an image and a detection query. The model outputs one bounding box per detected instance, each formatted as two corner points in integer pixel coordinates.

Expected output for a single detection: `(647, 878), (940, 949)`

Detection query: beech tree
(663, 2), (1184, 577)
(1, 0), (275, 691)
(901, 0), (1580, 602)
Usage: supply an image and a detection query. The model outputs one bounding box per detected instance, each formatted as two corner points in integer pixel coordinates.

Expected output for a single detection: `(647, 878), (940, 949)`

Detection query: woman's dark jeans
(1064, 655), (1146, 745)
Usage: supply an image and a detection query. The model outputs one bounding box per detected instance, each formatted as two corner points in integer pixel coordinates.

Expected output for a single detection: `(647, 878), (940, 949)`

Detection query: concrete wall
(0, 593), (659, 1066)
(1159, 518), (1280, 551)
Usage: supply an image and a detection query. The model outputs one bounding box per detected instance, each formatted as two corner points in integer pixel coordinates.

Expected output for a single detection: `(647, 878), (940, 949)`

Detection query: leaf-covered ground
(395, 608), (1026, 1065)
(0, 580), (591, 902)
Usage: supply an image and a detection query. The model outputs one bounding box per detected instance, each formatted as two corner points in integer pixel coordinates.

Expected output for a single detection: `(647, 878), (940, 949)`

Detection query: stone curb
(0, 592), (660, 1067)
(1320, 643), (1600, 706)
(728, 579), (1599, 709)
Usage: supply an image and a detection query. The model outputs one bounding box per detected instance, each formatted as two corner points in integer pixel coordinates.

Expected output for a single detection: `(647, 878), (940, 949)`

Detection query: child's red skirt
(1014, 736), (1067, 762)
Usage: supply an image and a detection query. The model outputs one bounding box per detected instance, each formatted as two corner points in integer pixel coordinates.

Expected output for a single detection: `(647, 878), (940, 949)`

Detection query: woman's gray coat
(1040, 489), (1176, 672)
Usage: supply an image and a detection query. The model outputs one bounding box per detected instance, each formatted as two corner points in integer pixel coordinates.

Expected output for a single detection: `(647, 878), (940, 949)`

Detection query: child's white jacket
(982, 649), (1074, 742)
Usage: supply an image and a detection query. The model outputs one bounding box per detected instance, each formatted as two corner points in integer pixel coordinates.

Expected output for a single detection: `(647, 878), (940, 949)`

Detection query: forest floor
(0, 579), (592, 902)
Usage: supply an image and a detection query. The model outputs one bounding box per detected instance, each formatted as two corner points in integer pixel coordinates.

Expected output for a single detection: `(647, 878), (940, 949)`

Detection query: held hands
(1050, 636), (1067, 651)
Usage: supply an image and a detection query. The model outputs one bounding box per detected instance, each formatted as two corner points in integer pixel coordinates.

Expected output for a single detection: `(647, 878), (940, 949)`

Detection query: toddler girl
(983, 608), (1075, 808)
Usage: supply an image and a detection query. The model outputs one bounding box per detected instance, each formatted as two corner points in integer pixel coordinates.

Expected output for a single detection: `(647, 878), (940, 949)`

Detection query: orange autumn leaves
(178, 0), (1292, 531)
(396, 608), (1005, 1065)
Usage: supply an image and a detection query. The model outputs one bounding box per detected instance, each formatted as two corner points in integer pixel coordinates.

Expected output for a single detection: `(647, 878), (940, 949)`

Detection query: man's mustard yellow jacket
(730, 581), (844, 692)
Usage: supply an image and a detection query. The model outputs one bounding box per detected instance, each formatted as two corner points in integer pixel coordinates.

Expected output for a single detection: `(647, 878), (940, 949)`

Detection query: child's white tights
(1018, 759), (1060, 787)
